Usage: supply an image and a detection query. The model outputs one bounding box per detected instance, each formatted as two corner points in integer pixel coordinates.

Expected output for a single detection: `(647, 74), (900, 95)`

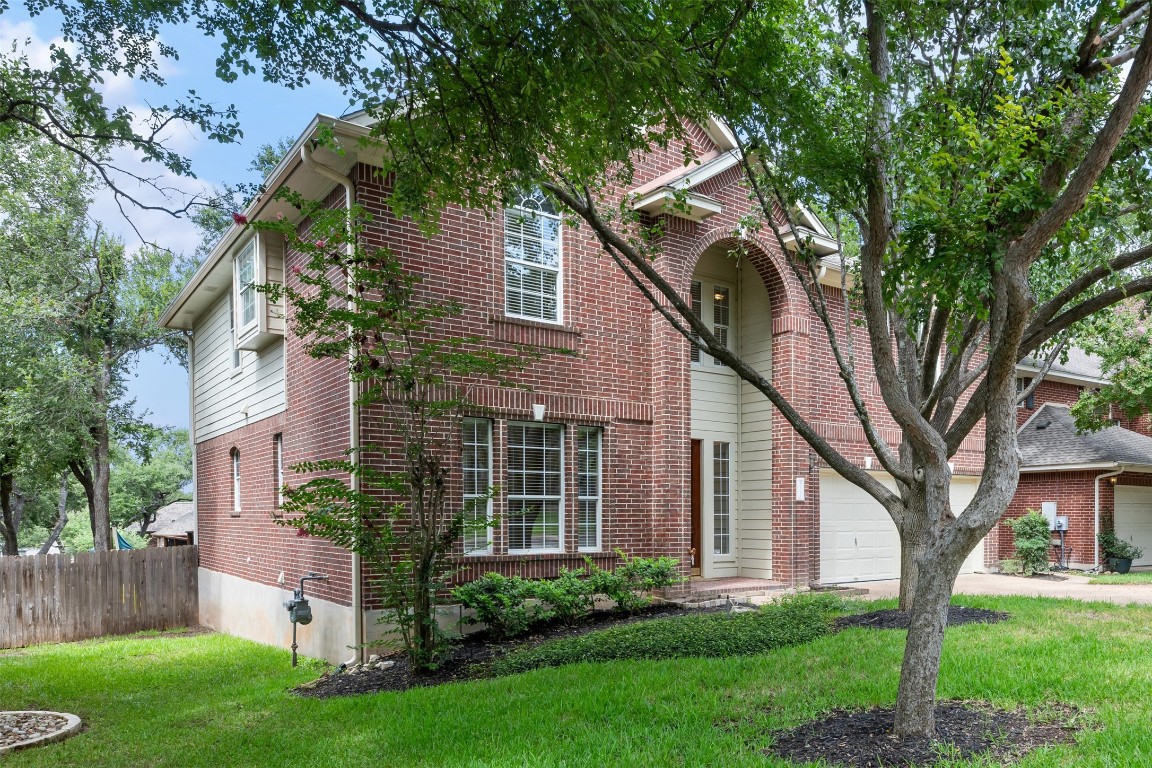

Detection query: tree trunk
(0, 469), (18, 556)
(892, 550), (964, 737)
(91, 422), (112, 551)
(38, 473), (69, 555)
(69, 459), (97, 547)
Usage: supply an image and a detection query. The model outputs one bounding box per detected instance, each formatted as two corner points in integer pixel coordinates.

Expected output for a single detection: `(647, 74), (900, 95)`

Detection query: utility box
(1054, 515), (1069, 532)
(1042, 501), (1058, 530)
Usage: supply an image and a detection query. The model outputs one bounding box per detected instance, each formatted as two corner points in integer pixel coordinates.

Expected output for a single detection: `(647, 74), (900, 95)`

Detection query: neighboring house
(997, 351), (1152, 570)
(132, 501), (195, 548)
(159, 110), (1145, 663)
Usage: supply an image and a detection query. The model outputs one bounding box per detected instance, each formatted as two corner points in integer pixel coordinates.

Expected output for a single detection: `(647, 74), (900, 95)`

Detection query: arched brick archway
(670, 230), (819, 586)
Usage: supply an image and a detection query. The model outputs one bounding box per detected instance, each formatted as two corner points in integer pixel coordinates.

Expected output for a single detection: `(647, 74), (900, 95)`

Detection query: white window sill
(507, 548), (565, 556)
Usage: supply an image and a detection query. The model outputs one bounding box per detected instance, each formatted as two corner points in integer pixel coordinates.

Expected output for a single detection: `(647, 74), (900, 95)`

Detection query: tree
(99, 0), (1152, 737)
(267, 197), (531, 669)
(109, 428), (193, 532)
(64, 236), (190, 551)
(1, 2), (241, 225)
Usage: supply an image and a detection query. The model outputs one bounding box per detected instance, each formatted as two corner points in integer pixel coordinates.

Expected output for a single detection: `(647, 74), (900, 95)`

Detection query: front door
(690, 439), (702, 576)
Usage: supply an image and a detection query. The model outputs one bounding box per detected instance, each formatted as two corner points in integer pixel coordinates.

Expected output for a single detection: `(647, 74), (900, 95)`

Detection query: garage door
(819, 472), (985, 584)
(1114, 486), (1152, 568)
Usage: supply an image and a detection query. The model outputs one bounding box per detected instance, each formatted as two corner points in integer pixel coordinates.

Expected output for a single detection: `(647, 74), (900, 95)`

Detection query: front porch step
(687, 577), (788, 600)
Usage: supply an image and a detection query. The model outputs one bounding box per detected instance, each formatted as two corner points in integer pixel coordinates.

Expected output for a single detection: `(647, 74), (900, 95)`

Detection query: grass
(4, 596), (1152, 766)
(1088, 571), (1152, 585)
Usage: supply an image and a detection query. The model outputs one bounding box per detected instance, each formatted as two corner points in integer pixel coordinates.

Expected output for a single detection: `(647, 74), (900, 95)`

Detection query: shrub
(529, 567), (596, 625)
(999, 558), (1022, 575)
(609, 551), (683, 613)
(453, 573), (552, 638)
(1005, 510), (1051, 575)
(491, 595), (831, 676)
(1098, 530), (1144, 562)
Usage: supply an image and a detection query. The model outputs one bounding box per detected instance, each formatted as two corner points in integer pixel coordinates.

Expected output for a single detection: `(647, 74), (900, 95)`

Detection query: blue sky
(4, 9), (354, 429)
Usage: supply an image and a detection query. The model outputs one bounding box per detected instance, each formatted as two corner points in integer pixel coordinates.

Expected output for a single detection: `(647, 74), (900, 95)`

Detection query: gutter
(160, 115), (374, 329)
(299, 141), (364, 665)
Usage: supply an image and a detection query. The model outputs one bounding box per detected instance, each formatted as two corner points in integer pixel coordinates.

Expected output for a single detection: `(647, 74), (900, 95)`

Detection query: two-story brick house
(161, 111), (1152, 662)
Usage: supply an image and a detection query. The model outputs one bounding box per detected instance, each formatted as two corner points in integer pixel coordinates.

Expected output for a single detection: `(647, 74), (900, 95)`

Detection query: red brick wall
(195, 412), (354, 607)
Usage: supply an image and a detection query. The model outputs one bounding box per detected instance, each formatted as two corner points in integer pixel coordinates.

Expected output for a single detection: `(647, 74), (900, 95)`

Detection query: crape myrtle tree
(96, 0), (1152, 737)
(262, 197), (533, 669)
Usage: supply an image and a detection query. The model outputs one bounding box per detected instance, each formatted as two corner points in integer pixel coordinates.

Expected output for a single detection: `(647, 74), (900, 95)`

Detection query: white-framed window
(712, 285), (730, 367)
(273, 433), (284, 508)
(507, 422), (564, 552)
(689, 279), (734, 367)
(504, 189), (562, 323)
(462, 418), (493, 554)
(235, 241), (258, 331)
(577, 427), (602, 551)
(1016, 377), (1033, 410)
(713, 442), (731, 555)
(227, 292), (242, 372)
(690, 281), (702, 364)
(231, 448), (241, 516)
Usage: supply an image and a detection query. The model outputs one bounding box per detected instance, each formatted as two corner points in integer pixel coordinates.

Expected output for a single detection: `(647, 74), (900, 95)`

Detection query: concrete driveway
(859, 571), (1152, 605)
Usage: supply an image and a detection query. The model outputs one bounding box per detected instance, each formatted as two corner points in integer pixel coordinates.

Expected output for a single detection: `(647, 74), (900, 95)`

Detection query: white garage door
(820, 472), (985, 584)
(1114, 486), (1152, 568)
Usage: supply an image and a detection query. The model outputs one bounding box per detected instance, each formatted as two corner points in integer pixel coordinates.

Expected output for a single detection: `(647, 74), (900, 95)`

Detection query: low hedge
(490, 595), (836, 676)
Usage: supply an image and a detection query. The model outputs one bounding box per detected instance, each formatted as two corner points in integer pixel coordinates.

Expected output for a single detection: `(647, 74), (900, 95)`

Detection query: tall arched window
(231, 448), (241, 516)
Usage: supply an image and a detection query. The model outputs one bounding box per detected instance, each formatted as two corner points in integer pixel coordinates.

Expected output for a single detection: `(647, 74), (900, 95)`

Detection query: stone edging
(0, 711), (82, 754)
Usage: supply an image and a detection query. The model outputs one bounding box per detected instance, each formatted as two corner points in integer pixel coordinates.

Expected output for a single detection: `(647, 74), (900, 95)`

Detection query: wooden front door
(690, 439), (702, 576)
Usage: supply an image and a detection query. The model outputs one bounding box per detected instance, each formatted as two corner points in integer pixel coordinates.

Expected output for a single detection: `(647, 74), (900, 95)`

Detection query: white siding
(265, 238), (286, 335)
(192, 294), (286, 443)
(738, 265), (772, 578)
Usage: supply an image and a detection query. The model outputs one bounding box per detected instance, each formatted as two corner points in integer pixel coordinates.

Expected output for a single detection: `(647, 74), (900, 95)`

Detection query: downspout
(1094, 467), (1123, 570)
(300, 140), (363, 664)
(188, 333), (197, 548)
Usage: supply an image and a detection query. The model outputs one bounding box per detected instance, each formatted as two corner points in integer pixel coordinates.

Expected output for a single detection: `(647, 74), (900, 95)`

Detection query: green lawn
(4, 597), (1152, 767)
(1088, 571), (1152, 585)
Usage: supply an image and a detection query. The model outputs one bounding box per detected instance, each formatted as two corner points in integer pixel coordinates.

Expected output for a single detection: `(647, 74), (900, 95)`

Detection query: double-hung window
(504, 190), (562, 323)
(235, 241), (257, 331)
(576, 427), (602, 551)
(507, 423), (563, 552)
(231, 448), (241, 516)
(462, 418), (493, 554)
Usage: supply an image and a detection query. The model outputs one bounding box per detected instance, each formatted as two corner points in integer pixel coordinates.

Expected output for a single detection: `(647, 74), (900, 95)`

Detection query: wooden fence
(0, 546), (198, 649)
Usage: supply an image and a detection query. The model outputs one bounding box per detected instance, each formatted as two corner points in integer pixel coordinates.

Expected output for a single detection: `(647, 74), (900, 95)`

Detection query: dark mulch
(767, 701), (1079, 768)
(834, 606), (1009, 631)
(296, 603), (714, 698)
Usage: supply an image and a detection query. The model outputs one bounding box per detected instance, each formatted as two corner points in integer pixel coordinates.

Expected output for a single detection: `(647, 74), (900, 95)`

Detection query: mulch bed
(834, 606), (1009, 631)
(295, 603), (713, 698)
(767, 701), (1079, 768)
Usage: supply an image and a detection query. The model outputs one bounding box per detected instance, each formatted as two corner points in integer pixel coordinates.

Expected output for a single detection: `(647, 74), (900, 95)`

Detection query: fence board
(0, 547), (198, 649)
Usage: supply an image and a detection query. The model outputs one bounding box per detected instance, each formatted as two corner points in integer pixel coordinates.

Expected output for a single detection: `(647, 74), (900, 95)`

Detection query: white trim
(462, 417), (493, 555)
(231, 449), (241, 515)
(576, 426), (603, 553)
(506, 421), (565, 554)
(1020, 462), (1119, 473)
(1013, 364), (1108, 388)
(632, 188), (723, 221)
(503, 195), (564, 325)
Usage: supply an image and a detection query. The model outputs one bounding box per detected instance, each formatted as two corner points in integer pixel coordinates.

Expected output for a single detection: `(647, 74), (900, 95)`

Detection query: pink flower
(232, 212), (248, 226)
(276, 212), (285, 221)
(315, 239), (326, 249)
(291, 265), (303, 276)
(295, 527), (309, 538)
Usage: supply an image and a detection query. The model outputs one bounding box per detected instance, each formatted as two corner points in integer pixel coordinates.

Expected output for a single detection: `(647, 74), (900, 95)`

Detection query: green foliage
(109, 429), (192, 529)
(999, 559), (1022, 576)
(451, 574), (552, 639)
(1005, 511), (1052, 575)
(1098, 530), (1144, 562)
(267, 199), (532, 669)
(454, 555), (685, 638)
(529, 568), (596, 626)
(491, 595), (832, 676)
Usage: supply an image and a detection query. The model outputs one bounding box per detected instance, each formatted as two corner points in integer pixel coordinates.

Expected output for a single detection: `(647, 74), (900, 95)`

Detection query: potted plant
(1098, 531), (1144, 574)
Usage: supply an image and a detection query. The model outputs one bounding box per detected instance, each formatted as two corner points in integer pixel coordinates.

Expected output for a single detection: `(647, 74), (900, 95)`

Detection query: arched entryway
(688, 241), (776, 579)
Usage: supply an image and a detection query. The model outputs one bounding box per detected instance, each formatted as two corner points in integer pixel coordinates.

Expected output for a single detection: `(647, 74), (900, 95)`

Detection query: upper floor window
(689, 279), (734, 368)
(235, 241), (258, 331)
(504, 190), (562, 323)
(1016, 377), (1034, 410)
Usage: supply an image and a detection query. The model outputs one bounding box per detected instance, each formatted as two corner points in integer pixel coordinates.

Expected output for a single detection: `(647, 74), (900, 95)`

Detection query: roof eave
(160, 115), (376, 329)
